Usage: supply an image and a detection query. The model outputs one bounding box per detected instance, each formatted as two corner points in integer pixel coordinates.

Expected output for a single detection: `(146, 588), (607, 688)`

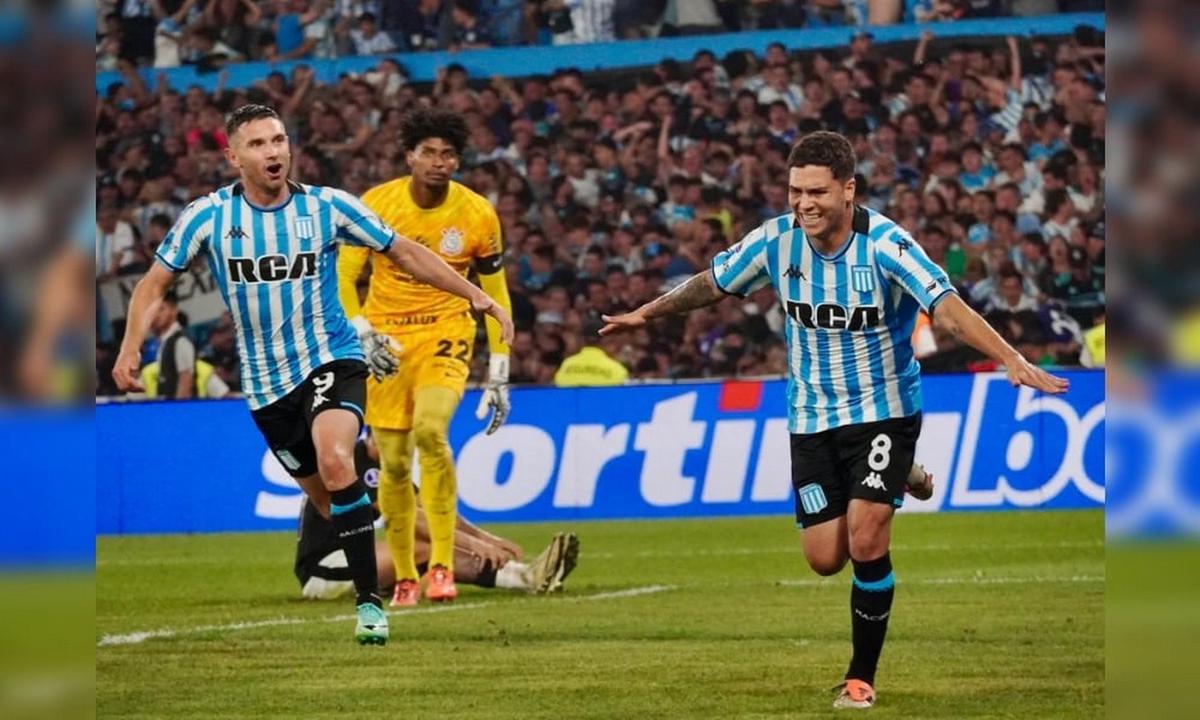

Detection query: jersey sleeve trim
(153, 253), (187, 273)
(710, 263), (743, 297)
(928, 287), (957, 313)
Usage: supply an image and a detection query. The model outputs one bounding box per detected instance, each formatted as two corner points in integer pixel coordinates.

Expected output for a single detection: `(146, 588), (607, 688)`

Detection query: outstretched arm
(600, 270), (725, 335)
(932, 293), (1069, 394)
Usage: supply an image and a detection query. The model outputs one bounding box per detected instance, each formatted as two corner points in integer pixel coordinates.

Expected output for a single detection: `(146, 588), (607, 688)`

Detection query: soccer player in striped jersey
(601, 131), (1067, 709)
(111, 104), (514, 646)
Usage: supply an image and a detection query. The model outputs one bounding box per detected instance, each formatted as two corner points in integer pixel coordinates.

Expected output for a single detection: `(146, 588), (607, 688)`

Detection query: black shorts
(250, 360), (368, 478)
(790, 412), (922, 528)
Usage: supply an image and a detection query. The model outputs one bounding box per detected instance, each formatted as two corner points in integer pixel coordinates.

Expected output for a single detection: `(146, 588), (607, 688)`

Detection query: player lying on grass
(296, 430), (580, 600)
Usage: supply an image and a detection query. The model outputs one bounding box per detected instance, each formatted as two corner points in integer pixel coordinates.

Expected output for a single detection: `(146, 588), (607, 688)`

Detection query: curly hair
(399, 107), (469, 155)
(787, 131), (857, 181)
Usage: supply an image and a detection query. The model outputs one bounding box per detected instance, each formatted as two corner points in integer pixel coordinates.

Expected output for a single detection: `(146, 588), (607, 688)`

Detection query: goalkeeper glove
(474, 354), (510, 435)
(350, 316), (401, 381)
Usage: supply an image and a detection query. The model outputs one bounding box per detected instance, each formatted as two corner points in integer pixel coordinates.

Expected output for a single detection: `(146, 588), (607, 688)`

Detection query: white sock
(495, 562), (529, 590)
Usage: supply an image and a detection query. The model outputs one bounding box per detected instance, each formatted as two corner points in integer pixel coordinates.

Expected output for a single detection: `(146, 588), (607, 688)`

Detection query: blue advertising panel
(96, 370), (1104, 535)
(1106, 371), (1200, 538)
(0, 408), (95, 566)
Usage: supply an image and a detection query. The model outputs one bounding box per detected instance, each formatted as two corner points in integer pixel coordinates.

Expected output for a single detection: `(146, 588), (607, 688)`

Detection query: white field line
(97, 584), (676, 648)
(97, 540), (1104, 566)
(777, 574), (1104, 588)
(585, 540), (1104, 560)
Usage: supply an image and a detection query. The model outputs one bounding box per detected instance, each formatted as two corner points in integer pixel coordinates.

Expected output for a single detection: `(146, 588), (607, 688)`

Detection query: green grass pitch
(97, 510), (1102, 719)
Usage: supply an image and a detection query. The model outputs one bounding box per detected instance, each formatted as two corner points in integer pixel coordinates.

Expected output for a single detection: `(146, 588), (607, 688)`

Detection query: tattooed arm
(599, 271), (726, 335)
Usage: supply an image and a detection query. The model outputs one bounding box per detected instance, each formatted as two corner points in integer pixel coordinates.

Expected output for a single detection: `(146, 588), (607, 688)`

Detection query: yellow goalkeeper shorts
(364, 312), (476, 431)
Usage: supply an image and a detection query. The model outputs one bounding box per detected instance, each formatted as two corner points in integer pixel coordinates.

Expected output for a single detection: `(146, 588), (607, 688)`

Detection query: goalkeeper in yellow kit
(337, 108), (513, 606)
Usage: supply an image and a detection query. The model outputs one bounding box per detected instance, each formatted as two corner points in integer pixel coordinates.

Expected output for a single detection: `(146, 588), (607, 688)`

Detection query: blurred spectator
(96, 202), (140, 280)
(119, 0), (160, 65)
(201, 0), (262, 60)
(986, 268), (1039, 314)
(350, 12), (399, 54)
(660, 0), (723, 36)
(449, 0), (492, 49)
(1052, 245), (1104, 328)
(269, 0), (336, 61)
(545, 0), (616, 45)
(199, 312), (242, 392)
(402, 0), (451, 50)
(151, 0), (200, 69)
(145, 291), (197, 400)
(554, 319), (629, 386)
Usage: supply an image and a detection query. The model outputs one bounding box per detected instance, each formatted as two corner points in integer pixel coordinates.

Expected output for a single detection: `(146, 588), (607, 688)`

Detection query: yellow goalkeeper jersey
(343, 177), (502, 320)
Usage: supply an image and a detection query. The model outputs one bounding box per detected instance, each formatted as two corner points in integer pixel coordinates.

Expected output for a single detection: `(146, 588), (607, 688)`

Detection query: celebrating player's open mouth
(796, 210), (824, 234)
(264, 161), (285, 183)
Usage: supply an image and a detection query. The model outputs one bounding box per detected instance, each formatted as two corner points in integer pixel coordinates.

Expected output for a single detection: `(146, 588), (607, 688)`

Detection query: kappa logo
(311, 371), (334, 411)
(861, 471), (886, 490)
(226, 226), (248, 240)
(895, 238), (912, 255)
(924, 276), (951, 293)
(782, 264), (806, 281)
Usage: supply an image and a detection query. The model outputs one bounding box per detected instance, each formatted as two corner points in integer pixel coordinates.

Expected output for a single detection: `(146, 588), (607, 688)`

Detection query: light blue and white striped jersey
(154, 181), (395, 410)
(711, 206), (954, 435)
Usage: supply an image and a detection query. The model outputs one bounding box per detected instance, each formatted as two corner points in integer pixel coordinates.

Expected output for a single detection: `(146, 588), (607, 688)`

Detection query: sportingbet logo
(254, 372), (1105, 521)
(454, 392), (794, 511)
(227, 252), (317, 283)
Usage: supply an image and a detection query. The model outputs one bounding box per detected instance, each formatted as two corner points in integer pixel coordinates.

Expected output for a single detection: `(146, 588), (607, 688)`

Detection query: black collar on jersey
(791, 204), (871, 234)
(231, 179), (305, 196)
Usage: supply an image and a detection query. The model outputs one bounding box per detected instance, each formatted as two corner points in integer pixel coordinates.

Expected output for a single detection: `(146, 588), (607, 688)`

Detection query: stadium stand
(95, 12), (1105, 396)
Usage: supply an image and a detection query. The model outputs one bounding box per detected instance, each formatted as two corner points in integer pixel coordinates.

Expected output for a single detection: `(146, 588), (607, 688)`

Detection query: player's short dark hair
(787, 131), (857, 181)
(400, 107), (468, 155)
(225, 104), (281, 138)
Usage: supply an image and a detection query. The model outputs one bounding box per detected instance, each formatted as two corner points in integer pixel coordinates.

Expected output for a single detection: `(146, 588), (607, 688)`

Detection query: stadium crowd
(97, 0), (1102, 69)
(95, 26), (1105, 396)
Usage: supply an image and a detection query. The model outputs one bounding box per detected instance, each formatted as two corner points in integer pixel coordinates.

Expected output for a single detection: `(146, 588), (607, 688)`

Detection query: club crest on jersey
(294, 215), (315, 239)
(440, 227), (465, 255)
(797, 483), (828, 515)
(851, 265), (875, 293)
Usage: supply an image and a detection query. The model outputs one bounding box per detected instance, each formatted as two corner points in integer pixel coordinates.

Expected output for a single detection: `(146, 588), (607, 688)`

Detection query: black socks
(846, 553), (895, 685)
(330, 481), (381, 608)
